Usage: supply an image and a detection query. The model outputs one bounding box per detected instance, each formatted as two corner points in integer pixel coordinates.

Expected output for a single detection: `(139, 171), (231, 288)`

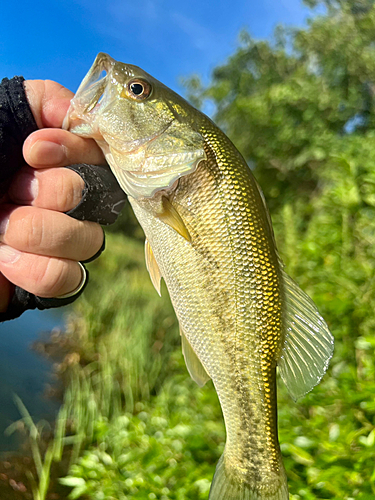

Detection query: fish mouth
(63, 53), (116, 131)
(76, 52), (116, 114)
(65, 52), (174, 154)
(76, 53), (116, 110)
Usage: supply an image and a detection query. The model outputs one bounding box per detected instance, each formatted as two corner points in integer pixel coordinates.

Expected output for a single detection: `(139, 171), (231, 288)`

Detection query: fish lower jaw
(65, 119), (103, 139)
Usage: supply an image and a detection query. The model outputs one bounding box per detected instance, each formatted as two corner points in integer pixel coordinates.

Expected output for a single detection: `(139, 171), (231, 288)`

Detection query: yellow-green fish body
(64, 54), (334, 500)
(131, 131), (287, 498)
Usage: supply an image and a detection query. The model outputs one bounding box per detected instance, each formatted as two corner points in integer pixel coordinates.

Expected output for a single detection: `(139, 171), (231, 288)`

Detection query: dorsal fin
(278, 270), (334, 401)
(145, 240), (162, 296)
(180, 326), (210, 387)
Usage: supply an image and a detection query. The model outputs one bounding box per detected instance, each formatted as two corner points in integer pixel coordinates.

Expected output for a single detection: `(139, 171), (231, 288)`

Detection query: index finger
(23, 129), (105, 169)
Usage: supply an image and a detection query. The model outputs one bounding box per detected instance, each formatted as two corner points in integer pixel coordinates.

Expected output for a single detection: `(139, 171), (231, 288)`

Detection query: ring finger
(0, 204), (103, 262)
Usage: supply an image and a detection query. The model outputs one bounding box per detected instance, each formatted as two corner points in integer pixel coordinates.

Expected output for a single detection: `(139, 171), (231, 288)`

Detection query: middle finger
(8, 165), (85, 212)
(0, 204), (103, 262)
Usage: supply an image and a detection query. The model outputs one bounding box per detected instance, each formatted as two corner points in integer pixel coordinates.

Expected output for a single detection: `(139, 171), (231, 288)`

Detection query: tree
(188, 1), (375, 214)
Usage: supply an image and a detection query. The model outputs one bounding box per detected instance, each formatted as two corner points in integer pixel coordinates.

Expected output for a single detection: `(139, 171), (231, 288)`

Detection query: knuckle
(27, 213), (45, 249)
(55, 171), (81, 211)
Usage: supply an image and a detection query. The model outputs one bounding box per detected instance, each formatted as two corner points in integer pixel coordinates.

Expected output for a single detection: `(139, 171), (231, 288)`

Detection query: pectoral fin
(145, 240), (162, 296)
(278, 270), (334, 401)
(180, 326), (210, 387)
(156, 196), (191, 243)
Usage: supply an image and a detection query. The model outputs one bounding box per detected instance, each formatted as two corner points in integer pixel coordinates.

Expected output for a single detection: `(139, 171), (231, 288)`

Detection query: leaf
(59, 477), (86, 487)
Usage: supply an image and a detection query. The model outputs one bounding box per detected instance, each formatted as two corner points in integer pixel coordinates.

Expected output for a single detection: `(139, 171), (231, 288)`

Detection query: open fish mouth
(76, 53), (116, 113)
(64, 52), (174, 157)
(62, 53), (117, 131)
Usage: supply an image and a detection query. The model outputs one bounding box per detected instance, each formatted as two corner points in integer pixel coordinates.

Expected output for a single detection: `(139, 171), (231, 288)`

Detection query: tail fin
(209, 455), (289, 500)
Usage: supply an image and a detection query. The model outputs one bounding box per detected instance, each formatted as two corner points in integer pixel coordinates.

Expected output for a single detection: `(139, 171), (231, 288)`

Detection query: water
(0, 307), (68, 452)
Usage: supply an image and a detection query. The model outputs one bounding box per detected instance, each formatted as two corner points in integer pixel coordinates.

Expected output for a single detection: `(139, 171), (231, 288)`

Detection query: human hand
(0, 80), (106, 313)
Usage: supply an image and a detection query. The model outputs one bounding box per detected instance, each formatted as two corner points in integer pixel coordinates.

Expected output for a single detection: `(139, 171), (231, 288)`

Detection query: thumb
(24, 80), (74, 129)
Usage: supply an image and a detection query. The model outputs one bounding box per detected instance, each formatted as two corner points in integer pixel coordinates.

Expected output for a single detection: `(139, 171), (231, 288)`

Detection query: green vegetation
(16, 0), (375, 498)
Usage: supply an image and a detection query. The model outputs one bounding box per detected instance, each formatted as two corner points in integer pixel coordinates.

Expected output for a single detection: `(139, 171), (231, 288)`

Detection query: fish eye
(127, 79), (152, 100)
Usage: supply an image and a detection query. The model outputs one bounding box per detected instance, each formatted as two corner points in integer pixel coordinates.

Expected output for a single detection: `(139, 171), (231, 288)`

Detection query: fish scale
(130, 126), (285, 494)
(65, 53), (334, 500)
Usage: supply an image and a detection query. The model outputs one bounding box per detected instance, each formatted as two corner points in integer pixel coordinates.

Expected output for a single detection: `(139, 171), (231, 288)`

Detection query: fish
(63, 53), (334, 500)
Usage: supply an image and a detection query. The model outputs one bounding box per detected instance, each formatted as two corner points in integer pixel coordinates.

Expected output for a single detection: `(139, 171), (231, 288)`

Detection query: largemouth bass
(64, 53), (334, 500)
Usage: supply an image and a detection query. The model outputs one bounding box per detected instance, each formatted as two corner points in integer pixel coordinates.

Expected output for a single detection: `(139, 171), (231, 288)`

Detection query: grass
(5, 395), (69, 500)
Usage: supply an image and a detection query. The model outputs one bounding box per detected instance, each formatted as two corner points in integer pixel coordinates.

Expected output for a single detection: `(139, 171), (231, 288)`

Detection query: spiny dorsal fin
(180, 326), (210, 387)
(156, 196), (191, 242)
(145, 239), (162, 296)
(278, 270), (334, 401)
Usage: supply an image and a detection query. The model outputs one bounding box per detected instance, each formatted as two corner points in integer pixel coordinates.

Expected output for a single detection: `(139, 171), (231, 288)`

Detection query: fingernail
(0, 213), (9, 235)
(29, 141), (66, 166)
(11, 172), (39, 202)
(0, 244), (21, 264)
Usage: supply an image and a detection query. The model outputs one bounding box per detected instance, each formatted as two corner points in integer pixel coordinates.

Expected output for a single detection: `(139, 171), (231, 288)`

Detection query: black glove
(66, 163), (126, 226)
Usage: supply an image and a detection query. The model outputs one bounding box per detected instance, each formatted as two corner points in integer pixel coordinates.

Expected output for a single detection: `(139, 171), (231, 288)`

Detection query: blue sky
(1, 0), (318, 96)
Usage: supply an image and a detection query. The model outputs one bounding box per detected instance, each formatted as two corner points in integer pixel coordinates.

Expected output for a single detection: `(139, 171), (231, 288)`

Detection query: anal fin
(145, 240), (162, 296)
(180, 326), (210, 387)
